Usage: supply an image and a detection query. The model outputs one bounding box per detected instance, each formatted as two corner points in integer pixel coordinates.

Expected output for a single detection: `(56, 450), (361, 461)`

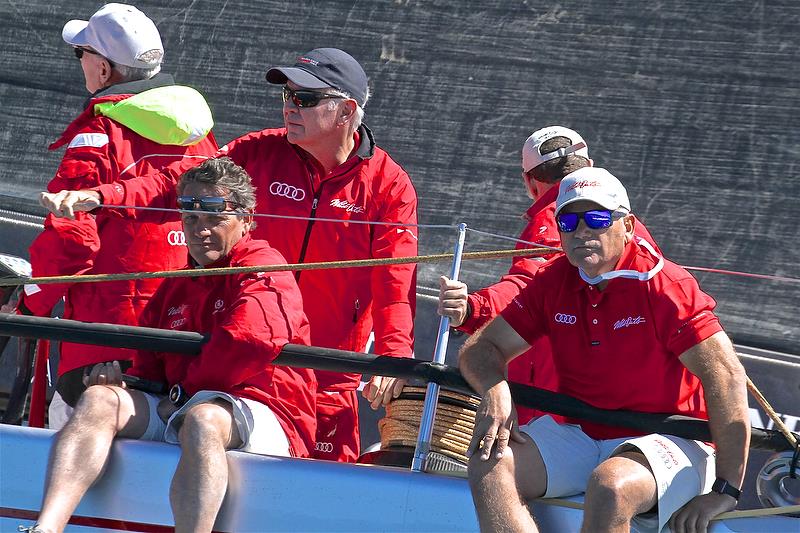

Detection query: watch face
(169, 385), (182, 404)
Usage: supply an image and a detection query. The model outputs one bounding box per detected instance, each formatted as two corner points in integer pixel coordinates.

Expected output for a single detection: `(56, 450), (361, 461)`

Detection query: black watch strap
(169, 383), (189, 407)
(711, 478), (741, 501)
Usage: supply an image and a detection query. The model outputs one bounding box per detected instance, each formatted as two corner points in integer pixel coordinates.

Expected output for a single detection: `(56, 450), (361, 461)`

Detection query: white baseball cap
(62, 3), (163, 68)
(555, 167), (631, 215)
(522, 125), (589, 173)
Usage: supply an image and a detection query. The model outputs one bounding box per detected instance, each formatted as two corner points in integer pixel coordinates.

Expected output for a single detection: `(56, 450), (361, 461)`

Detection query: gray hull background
(0, 0), (798, 513)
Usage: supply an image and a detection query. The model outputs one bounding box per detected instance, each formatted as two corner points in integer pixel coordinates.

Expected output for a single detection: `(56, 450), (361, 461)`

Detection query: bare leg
(468, 435), (547, 533)
(581, 451), (657, 533)
(36, 385), (150, 533)
(170, 402), (242, 533)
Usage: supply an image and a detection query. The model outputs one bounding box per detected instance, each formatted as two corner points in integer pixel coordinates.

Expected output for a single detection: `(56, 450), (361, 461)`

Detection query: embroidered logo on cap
(565, 179), (602, 192)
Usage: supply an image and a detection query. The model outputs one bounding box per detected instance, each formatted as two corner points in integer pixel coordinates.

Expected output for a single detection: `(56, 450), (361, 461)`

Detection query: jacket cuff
(18, 290), (52, 317)
(456, 295), (483, 334)
(93, 182), (125, 206)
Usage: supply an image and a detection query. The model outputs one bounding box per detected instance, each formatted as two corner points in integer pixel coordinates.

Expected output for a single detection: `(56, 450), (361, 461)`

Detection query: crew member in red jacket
(439, 126), (660, 424)
(41, 48), (417, 462)
(18, 3), (217, 428)
(32, 157), (316, 533)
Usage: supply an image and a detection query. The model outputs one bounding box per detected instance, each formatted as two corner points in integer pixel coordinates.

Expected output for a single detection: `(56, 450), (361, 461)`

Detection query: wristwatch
(169, 383), (189, 407)
(711, 478), (741, 501)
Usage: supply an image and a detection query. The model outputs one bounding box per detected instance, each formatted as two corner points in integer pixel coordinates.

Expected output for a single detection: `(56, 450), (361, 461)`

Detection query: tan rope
(746, 376), (798, 448)
(714, 505), (800, 519)
(0, 247), (555, 287)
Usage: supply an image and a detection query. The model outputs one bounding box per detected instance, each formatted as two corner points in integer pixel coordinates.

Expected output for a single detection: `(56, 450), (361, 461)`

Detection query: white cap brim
(62, 19), (90, 47)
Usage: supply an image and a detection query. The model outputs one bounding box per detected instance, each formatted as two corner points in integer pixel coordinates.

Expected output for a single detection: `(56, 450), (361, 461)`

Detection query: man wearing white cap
(40, 47), (417, 463)
(438, 126), (659, 424)
(17, 3), (217, 428)
(460, 168), (750, 532)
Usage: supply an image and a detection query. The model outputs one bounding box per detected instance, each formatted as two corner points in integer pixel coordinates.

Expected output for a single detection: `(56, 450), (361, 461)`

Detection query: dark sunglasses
(282, 86), (346, 108)
(74, 47), (114, 67)
(556, 209), (625, 233)
(177, 196), (243, 213)
(73, 47), (100, 59)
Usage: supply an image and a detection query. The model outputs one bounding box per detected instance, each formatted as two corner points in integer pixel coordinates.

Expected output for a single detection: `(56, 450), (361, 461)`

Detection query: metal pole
(411, 223), (467, 472)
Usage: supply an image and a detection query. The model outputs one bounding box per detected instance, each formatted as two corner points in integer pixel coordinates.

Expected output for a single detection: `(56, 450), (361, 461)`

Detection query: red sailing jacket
(23, 74), (218, 375)
(127, 235), (317, 457)
(459, 185), (662, 424)
(97, 125), (418, 391)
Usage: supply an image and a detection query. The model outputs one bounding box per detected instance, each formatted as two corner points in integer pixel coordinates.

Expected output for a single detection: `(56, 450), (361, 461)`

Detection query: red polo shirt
(501, 239), (722, 439)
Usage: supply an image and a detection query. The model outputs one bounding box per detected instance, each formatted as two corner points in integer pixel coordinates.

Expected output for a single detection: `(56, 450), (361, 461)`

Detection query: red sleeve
(95, 135), (224, 223)
(459, 257), (542, 334)
(94, 161), (182, 224)
(369, 166), (417, 358)
(500, 274), (548, 346)
(650, 273), (723, 357)
(23, 127), (113, 316)
(22, 213), (101, 316)
(180, 272), (307, 395)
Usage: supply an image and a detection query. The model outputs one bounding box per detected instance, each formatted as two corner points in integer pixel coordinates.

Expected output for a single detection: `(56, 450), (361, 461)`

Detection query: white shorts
(521, 415), (715, 532)
(47, 391), (73, 431)
(138, 390), (291, 457)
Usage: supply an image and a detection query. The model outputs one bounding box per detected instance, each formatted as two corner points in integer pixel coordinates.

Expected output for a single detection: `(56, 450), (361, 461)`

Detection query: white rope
(108, 204), (457, 229)
(464, 227), (562, 252)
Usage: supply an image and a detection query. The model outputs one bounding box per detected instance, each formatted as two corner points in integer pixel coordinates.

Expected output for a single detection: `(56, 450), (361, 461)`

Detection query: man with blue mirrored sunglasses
(438, 127), (662, 426)
(461, 167), (750, 533)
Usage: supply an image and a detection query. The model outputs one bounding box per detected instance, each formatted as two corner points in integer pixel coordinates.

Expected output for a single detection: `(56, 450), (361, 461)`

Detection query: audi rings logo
(167, 230), (186, 246)
(269, 182), (306, 201)
(315, 441), (334, 453)
(554, 313), (577, 325)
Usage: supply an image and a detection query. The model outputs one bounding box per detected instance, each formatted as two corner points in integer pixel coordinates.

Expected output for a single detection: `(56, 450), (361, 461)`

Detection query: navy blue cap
(266, 48), (368, 107)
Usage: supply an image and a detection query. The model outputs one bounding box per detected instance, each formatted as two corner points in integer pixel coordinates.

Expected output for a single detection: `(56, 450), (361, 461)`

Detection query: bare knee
(586, 463), (629, 509)
(178, 403), (232, 447)
(71, 385), (126, 427)
(585, 457), (652, 521)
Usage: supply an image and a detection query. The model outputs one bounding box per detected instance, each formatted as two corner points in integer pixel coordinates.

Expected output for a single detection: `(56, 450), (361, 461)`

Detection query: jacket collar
(566, 238), (642, 293)
(188, 233), (253, 271)
(51, 73), (177, 150)
(85, 72), (175, 108)
(525, 185), (559, 220)
(291, 123), (376, 183)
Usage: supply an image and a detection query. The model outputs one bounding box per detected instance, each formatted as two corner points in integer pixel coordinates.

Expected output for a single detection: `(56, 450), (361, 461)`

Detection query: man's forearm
(459, 334), (509, 396)
(705, 363), (750, 487)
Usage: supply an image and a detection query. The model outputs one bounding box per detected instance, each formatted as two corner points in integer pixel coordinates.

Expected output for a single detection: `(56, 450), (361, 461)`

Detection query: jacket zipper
(352, 298), (360, 323)
(295, 184), (322, 282)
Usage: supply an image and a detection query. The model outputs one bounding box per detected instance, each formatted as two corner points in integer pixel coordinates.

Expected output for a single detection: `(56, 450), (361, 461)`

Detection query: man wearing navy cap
(42, 47), (418, 463)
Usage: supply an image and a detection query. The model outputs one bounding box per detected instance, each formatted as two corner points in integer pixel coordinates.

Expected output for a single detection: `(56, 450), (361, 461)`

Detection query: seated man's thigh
(75, 385), (153, 439)
(607, 434), (715, 531)
(520, 415), (604, 498)
(467, 431), (549, 500)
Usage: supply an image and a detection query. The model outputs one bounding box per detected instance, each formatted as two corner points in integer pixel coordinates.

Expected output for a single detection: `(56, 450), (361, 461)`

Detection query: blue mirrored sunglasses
(556, 209), (625, 233)
(177, 196), (242, 213)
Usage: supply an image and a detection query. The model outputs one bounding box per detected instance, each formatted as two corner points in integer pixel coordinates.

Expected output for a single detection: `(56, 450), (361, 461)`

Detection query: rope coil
(380, 385), (481, 464)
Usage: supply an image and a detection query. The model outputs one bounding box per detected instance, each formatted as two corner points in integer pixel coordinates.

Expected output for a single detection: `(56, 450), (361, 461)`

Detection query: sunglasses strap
(578, 238), (664, 286)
